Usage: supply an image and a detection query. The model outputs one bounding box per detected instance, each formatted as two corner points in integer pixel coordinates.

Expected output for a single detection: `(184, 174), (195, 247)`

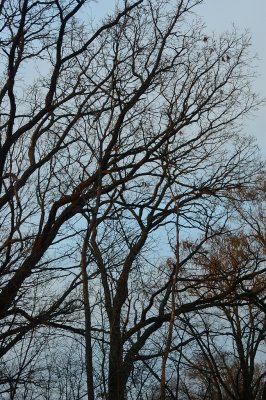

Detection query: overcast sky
(90, 0), (266, 156)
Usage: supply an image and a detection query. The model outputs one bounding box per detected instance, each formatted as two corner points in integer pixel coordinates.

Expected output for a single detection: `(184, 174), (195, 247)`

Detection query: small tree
(177, 231), (266, 400)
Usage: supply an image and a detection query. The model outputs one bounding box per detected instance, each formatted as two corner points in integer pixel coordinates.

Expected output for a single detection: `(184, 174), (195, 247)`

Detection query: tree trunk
(108, 319), (125, 400)
(81, 230), (95, 400)
(241, 378), (254, 400)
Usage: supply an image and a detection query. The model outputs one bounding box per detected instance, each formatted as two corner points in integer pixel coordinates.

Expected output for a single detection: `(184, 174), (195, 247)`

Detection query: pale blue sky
(90, 0), (266, 156)
(199, 0), (266, 155)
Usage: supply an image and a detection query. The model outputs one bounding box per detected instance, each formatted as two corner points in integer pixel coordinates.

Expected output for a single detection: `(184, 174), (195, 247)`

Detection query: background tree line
(0, 0), (265, 399)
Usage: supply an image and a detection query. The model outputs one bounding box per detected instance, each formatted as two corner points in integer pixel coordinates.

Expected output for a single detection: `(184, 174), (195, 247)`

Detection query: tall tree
(0, 0), (264, 399)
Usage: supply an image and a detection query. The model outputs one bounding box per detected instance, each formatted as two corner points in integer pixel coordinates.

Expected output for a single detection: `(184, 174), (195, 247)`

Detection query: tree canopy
(0, 1), (265, 399)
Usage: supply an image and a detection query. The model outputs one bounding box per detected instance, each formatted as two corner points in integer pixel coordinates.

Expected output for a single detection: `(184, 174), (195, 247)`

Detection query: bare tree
(0, 0), (264, 399)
